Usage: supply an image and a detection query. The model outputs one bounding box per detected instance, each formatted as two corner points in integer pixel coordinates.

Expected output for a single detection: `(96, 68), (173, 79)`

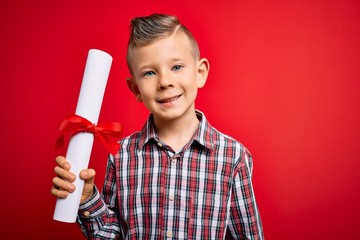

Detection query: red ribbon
(55, 114), (123, 155)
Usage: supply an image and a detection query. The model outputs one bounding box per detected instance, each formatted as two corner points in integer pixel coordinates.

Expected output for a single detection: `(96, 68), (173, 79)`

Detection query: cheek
(137, 85), (153, 99)
(185, 81), (199, 97)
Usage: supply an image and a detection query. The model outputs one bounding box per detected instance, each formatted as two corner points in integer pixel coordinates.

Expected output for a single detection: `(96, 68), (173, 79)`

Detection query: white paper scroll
(53, 49), (112, 223)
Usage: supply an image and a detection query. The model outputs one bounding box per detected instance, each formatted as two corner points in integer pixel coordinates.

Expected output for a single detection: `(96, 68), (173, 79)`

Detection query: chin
(157, 107), (195, 121)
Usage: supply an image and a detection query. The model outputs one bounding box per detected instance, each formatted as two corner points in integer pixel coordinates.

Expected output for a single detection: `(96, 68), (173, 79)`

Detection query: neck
(154, 111), (199, 152)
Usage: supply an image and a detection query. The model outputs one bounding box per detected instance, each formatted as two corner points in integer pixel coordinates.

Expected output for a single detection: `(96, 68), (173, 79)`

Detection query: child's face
(127, 31), (209, 122)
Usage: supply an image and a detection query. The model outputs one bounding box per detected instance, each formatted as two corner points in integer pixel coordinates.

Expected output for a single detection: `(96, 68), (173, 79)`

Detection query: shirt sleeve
(76, 155), (124, 239)
(227, 149), (264, 239)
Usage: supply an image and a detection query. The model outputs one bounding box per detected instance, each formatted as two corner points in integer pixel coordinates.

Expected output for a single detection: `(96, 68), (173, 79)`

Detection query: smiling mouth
(157, 94), (182, 103)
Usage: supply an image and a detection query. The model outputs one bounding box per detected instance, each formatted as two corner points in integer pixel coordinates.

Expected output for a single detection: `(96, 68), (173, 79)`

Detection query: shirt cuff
(78, 186), (106, 219)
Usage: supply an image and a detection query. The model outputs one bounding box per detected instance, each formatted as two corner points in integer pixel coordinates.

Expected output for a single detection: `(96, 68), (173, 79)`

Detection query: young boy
(51, 14), (264, 239)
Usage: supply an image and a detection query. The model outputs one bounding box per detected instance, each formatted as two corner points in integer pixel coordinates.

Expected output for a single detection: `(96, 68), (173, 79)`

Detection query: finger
(51, 185), (69, 199)
(79, 169), (96, 182)
(80, 169), (96, 194)
(52, 176), (76, 193)
(79, 169), (96, 203)
(55, 156), (71, 170)
(54, 166), (76, 182)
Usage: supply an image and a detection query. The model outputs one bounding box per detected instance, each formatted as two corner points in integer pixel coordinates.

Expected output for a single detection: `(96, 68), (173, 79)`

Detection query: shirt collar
(138, 110), (215, 151)
(192, 110), (215, 150)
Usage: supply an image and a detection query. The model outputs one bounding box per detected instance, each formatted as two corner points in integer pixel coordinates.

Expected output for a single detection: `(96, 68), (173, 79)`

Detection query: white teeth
(159, 95), (180, 103)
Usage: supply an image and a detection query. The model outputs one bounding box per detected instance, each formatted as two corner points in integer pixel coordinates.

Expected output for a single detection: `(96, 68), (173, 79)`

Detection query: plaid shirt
(77, 111), (263, 239)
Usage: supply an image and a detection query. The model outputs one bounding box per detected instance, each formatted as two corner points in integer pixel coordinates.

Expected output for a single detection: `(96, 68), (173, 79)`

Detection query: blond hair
(126, 14), (200, 74)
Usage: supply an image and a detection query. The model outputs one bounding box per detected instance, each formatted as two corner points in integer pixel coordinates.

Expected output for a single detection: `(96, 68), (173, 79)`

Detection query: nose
(158, 71), (174, 90)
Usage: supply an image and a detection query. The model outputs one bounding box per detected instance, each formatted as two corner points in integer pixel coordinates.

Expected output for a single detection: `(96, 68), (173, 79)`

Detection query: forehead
(128, 31), (194, 68)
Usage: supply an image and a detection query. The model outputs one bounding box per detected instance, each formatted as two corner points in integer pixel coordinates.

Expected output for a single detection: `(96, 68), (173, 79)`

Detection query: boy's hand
(51, 156), (96, 204)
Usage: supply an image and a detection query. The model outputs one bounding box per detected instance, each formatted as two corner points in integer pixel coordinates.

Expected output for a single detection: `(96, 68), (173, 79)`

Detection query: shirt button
(169, 194), (175, 201)
(83, 211), (90, 217)
(171, 158), (177, 163)
(166, 230), (173, 238)
(157, 142), (163, 147)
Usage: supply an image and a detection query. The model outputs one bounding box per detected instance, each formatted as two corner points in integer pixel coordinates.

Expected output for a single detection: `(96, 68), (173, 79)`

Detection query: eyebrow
(134, 57), (188, 72)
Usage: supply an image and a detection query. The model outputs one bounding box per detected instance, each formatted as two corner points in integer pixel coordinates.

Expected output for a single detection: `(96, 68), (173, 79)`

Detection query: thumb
(80, 168), (96, 182)
(79, 169), (96, 203)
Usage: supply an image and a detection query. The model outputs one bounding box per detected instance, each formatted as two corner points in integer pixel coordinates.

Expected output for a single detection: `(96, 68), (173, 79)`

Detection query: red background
(1, 0), (359, 239)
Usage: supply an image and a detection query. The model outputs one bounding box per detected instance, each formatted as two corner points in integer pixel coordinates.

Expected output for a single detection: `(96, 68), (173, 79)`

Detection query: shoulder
(117, 114), (154, 150)
(110, 131), (143, 164)
(207, 126), (254, 178)
(118, 131), (142, 149)
(212, 127), (250, 157)
(197, 110), (250, 163)
(209, 124), (252, 168)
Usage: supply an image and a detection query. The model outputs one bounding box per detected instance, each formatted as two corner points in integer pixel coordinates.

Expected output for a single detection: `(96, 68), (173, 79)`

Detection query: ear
(126, 77), (143, 102)
(196, 58), (210, 88)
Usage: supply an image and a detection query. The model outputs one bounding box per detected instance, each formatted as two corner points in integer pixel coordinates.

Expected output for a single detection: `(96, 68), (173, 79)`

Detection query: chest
(117, 146), (234, 199)
(116, 146), (235, 238)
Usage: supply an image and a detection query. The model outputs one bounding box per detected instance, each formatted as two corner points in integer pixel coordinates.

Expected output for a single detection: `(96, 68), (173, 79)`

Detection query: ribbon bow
(55, 114), (123, 155)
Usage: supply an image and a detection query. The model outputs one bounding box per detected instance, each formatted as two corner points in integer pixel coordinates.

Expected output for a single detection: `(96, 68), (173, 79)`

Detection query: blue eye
(143, 71), (156, 77)
(172, 65), (183, 71)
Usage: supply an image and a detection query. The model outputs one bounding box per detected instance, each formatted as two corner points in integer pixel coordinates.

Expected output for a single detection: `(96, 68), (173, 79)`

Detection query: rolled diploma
(53, 49), (112, 223)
